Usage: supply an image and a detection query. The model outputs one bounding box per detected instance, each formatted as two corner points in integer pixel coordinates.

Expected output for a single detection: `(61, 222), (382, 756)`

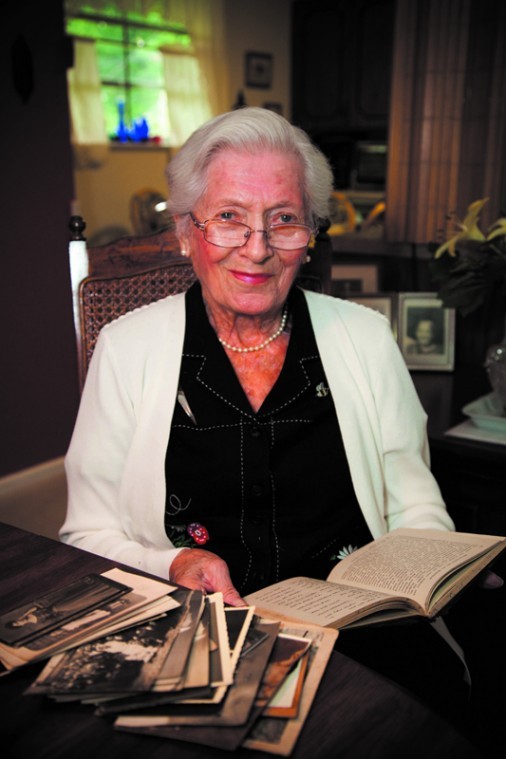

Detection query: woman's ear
(174, 214), (191, 257)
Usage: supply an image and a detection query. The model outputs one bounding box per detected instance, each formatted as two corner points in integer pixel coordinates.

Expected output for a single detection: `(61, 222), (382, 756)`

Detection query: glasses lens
(204, 221), (250, 247)
(202, 220), (312, 250)
(268, 224), (311, 250)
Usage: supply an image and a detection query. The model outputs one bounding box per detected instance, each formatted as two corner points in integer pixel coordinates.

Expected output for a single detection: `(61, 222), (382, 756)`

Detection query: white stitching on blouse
(172, 422), (244, 431)
(270, 469), (280, 582)
(183, 351), (323, 419)
(239, 417), (253, 586)
(176, 348), (330, 585)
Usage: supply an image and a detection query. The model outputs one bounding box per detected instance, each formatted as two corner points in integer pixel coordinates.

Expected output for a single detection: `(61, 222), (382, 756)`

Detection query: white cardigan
(61, 290), (454, 579)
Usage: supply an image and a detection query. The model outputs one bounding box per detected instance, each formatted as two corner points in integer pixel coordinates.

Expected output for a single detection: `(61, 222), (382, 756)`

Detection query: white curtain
(66, 1), (228, 149)
(162, 53), (213, 145)
(67, 38), (108, 167)
(167, 0), (229, 119)
(67, 39), (107, 144)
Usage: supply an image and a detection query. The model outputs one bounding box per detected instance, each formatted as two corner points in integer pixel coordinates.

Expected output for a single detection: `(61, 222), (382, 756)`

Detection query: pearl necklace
(218, 309), (288, 353)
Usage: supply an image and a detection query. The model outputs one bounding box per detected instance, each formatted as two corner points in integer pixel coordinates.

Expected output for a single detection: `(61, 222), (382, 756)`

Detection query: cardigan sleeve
(367, 318), (455, 533)
(60, 301), (186, 580)
(306, 292), (454, 538)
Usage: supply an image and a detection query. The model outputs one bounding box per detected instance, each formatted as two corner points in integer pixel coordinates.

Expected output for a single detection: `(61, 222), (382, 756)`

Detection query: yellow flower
(434, 198), (488, 258)
(487, 217), (506, 241)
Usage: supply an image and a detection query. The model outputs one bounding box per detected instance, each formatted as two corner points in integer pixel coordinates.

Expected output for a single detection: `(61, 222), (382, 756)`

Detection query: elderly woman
(61, 107), (454, 605)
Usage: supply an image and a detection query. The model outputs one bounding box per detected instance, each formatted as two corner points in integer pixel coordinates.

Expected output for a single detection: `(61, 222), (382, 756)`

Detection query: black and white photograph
(29, 613), (184, 697)
(0, 573), (129, 647)
(398, 293), (455, 371)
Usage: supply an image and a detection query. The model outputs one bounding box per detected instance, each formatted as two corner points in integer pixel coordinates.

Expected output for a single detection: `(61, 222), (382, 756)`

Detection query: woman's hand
(477, 570), (504, 590)
(169, 548), (246, 606)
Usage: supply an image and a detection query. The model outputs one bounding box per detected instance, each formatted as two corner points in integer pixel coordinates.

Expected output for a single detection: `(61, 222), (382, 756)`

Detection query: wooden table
(0, 523), (480, 759)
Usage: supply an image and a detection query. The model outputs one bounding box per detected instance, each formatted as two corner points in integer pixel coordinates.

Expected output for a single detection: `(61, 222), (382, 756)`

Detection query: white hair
(165, 107), (333, 229)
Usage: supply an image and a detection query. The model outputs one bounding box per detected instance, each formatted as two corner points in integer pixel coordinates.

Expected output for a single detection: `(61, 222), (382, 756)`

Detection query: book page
(327, 529), (504, 608)
(245, 577), (403, 628)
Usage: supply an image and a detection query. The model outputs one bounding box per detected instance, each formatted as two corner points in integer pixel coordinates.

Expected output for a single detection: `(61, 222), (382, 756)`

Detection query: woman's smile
(229, 269), (273, 285)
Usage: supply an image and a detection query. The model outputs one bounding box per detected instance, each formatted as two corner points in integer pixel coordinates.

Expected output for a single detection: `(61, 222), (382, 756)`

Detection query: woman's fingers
(477, 570), (504, 590)
(169, 548), (246, 605)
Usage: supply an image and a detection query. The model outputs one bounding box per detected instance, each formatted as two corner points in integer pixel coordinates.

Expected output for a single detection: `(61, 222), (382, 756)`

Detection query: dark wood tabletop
(0, 523), (480, 759)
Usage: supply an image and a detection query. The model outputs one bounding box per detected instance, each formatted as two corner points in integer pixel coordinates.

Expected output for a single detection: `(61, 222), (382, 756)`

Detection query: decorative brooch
(167, 522), (210, 548)
(330, 544), (358, 563)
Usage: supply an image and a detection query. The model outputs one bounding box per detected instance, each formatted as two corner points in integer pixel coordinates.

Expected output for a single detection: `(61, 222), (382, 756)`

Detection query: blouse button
(250, 426), (261, 438)
(251, 484), (263, 497)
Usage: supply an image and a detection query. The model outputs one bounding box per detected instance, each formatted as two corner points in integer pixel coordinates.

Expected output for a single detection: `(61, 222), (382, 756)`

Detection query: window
(65, 1), (203, 145)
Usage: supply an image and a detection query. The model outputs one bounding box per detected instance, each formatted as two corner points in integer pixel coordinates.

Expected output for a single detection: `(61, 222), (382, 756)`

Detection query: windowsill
(109, 141), (172, 152)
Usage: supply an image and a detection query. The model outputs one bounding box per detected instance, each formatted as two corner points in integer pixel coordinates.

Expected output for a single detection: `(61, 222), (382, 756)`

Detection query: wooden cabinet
(413, 370), (506, 575)
(292, 0), (395, 137)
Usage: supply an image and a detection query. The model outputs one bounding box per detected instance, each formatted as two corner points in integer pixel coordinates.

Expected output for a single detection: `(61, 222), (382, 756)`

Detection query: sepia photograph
(0, 573), (129, 647)
(398, 293), (455, 371)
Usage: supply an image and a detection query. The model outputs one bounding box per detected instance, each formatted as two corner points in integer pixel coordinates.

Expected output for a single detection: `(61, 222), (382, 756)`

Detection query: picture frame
(397, 293), (455, 371)
(331, 264), (379, 296)
(263, 102), (283, 115)
(346, 294), (396, 332)
(245, 52), (273, 88)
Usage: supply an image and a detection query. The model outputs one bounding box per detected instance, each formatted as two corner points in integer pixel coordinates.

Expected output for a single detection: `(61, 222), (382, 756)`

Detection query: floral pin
(167, 522), (210, 548)
(187, 523), (210, 545)
(330, 544), (358, 563)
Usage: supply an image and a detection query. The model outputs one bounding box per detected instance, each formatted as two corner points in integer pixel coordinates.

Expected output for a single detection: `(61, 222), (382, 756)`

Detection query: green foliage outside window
(66, 6), (191, 141)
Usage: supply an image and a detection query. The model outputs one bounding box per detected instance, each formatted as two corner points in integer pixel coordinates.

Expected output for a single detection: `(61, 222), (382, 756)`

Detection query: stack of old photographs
(18, 579), (338, 756)
(0, 569), (180, 672)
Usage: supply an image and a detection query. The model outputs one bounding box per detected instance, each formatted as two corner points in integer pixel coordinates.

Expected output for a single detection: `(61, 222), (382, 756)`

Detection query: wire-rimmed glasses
(190, 213), (313, 251)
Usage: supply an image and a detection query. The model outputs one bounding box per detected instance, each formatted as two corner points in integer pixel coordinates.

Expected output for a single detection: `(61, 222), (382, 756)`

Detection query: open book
(245, 529), (506, 630)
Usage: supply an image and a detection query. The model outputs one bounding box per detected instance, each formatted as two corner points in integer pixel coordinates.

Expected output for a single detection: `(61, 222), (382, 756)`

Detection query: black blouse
(165, 283), (372, 594)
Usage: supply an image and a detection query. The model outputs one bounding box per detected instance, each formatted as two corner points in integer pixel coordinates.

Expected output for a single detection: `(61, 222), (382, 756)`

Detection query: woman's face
(181, 149), (308, 321)
(415, 320), (435, 346)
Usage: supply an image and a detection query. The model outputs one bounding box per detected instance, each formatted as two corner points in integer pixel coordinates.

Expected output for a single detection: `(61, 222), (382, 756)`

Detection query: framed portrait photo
(263, 101), (283, 115)
(346, 294), (396, 332)
(245, 52), (273, 88)
(398, 293), (455, 371)
(331, 264), (379, 296)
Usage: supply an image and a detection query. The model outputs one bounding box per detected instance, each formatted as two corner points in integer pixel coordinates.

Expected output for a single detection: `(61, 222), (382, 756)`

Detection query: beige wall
(224, 0), (292, 114)
(73, 146), (171, 242)
(73, 0), (292, 241)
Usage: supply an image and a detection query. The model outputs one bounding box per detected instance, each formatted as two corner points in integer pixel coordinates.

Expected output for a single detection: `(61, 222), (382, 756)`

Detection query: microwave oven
(351, 141), (388, 189)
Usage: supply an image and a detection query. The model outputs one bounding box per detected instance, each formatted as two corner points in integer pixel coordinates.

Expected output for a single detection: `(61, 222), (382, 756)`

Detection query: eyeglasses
(189, 213), (313, 251)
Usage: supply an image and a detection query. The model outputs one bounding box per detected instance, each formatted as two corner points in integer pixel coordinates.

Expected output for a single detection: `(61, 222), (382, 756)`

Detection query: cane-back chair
(68, 216), (333, 391)
(68, 216), (196, 390)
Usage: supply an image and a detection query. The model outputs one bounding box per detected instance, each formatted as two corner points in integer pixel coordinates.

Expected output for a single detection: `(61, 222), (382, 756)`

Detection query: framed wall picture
(346, 294), (395, 332)
(331, 264), (379, 296)
(397, 293), (455, 371)
(245, 52), (273, 88)
(263, 102), (283, 115)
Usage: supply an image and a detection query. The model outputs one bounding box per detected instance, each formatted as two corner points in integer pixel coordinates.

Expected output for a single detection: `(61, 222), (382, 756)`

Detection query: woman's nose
(241, 229), (273, 261)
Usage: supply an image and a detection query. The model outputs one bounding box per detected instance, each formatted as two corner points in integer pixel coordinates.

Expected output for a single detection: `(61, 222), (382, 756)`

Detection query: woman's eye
(278, 213), (296, 224)
(218, 211), (235, 221)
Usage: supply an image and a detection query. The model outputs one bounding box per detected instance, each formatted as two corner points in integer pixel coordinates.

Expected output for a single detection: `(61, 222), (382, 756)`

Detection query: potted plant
(429, 198), (506, 403)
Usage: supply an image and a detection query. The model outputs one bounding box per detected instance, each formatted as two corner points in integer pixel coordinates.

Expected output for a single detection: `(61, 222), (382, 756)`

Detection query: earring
(181, 248), (189, 257)
(304, 253), (311, 264)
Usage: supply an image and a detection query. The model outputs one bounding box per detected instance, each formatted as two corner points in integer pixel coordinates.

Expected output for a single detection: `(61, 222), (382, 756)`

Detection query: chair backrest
(68, 216), (333, 391)
(69, 216), (196, 390)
